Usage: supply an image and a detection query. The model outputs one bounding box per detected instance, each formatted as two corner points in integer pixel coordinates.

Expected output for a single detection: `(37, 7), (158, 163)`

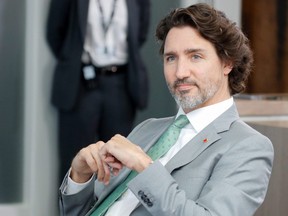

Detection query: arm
(58, 119), (155, 216)
(59, 174), (96, 216)
(46, 0), (72, 58)
(127, 134), (274, 216)
(59, 142), (120, 215)
(137, 0), (151, 47)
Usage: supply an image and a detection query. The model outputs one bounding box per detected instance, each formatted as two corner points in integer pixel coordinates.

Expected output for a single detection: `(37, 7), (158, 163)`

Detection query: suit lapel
(128, 117), (175, 153)
(166, 103), (240, 173)
(165, 124), (221, 173)
(142, 118), (174, 152)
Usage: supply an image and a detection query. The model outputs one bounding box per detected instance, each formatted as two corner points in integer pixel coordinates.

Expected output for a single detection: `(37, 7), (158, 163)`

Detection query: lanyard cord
(96, 0), (118, 36)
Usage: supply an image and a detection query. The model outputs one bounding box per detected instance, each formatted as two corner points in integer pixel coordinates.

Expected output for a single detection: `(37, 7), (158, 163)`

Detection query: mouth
(176, 83), (195, 92)
(171, 79), (198, 95)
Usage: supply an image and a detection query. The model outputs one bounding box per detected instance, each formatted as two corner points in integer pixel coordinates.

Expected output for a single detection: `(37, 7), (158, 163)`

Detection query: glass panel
(0, 0), (25, 203)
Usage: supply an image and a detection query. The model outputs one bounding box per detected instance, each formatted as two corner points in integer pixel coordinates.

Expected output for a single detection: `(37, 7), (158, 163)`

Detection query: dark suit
(46, 0), (150, 180)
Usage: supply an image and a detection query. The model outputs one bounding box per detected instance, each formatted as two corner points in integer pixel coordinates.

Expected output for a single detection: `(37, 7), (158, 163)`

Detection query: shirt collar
(176, 97), (234, 133)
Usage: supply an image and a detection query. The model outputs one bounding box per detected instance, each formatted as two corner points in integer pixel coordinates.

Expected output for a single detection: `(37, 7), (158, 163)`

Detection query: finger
(89, 142), (105, 181)
(99, 142), (109, 161)
(104, 154), (123, 169)
(94, 155), (105, 181)
(84, 153), (99, 173)
(110, 134), (127, 146)
(76, 146), (98, 172)
(88, 143), (105, 170)
(107, 161), (123, 170)
(104, 155), (117, 163)
(112, 168), (120, 176)
(102, 162), (111, 185)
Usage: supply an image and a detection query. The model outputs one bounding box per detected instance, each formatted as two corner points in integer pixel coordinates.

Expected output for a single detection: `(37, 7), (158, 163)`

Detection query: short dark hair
(155, 3), (253, 95)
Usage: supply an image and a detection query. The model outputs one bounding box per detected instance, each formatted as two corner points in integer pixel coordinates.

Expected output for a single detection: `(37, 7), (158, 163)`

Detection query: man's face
(163, 26), (232, 113)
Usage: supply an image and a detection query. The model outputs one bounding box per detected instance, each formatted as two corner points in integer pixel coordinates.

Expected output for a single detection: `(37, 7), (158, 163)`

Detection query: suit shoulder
(230, 119), (273, 150)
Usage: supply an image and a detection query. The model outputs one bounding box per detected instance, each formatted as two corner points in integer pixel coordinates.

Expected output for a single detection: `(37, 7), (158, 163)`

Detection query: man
(46, 0), (150, 180)
(59, 3), (274, 216)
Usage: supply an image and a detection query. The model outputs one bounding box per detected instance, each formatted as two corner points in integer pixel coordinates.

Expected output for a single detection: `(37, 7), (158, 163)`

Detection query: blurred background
(1, 0), (287, 215)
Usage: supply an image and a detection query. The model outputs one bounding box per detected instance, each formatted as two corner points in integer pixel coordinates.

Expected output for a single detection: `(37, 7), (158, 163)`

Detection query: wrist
(136, 157), (153, 173)
(70, 169), (93, 183)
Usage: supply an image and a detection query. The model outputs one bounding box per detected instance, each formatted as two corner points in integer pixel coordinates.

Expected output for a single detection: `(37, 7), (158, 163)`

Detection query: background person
(46, 0), (151, 181)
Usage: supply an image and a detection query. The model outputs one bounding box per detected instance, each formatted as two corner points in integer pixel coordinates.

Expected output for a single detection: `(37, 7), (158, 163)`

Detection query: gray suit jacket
(59, 104), (274, 216)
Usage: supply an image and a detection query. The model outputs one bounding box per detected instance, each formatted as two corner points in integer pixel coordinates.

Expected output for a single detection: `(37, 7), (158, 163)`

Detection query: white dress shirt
(65, 98), (234, 215)
(82, 0), (128, 66)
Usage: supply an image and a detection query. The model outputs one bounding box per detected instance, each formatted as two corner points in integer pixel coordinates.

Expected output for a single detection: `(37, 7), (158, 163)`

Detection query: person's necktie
(91, 115), (189, 216)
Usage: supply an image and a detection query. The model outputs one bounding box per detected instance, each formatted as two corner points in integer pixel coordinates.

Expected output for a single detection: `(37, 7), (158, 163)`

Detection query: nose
(175, 58), (190, 80)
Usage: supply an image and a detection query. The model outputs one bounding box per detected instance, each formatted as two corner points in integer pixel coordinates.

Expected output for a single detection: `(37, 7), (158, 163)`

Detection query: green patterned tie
(91, 115), (189, 216)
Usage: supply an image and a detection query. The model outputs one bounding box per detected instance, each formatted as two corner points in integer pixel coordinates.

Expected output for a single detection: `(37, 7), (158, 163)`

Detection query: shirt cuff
(64, 168), (95, 195)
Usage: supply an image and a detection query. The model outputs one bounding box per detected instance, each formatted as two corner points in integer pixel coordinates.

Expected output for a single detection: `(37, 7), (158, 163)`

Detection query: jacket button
(147, 201), (153, 207)
(141, 195), (149, 203)
(138, 190), (144, 196)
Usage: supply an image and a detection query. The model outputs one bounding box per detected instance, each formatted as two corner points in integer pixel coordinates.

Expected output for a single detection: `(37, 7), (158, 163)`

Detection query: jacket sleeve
(137, 0), (151, 47)
(46, 0), (72, 58)
(59, 174), (97, 216)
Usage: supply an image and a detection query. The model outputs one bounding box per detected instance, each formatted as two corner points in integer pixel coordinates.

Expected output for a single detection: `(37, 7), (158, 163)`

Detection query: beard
(167, 78), (219, 110)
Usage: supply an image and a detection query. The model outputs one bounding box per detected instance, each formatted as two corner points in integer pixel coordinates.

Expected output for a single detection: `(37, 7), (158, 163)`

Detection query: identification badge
(82, 65), (98, 89)
(83, 65), (96, 80)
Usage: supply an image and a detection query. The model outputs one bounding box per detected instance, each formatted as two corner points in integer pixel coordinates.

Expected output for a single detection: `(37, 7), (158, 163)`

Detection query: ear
(223, 61), (233, 75)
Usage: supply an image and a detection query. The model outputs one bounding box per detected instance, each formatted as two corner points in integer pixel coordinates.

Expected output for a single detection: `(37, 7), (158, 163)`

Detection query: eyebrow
(164, 48), (206, 57)
(184, 48), (206, 54)
(163, 51), (175, 58)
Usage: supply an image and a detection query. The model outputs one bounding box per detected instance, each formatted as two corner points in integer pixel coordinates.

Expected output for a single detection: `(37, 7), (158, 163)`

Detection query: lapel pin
(203, 138), (208, 143)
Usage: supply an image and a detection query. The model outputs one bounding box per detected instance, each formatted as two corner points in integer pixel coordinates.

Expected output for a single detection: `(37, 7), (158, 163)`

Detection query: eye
(191, 54), (202, 60)
(165, 55), (176, 62)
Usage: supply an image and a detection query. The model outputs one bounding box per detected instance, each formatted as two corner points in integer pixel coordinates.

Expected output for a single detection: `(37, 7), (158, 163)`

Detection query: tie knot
(173, 114), (189, 129)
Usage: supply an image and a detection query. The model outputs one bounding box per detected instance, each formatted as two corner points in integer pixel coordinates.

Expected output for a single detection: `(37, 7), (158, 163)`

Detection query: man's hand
(100, 134), (152, 173)
(70, 141), (122, 185)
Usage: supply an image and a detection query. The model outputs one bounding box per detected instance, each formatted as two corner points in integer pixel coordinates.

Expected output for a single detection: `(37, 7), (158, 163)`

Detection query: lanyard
(96, 0), (117, 36)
